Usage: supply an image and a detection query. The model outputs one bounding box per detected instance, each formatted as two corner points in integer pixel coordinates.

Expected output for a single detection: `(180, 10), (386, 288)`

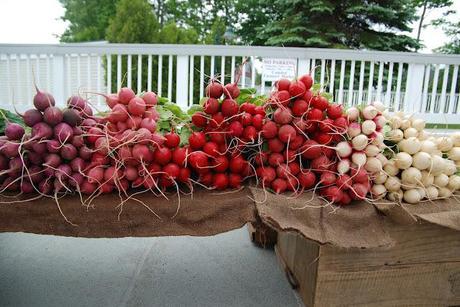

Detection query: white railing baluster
(305, 58), (311, 74)
(15, 54), (20, 103)
(338, 60), (346, 104)
(6, 54), (11, 102)
(241, 60), (246, 88)
(421, 65), (431, 113)
(430, 65), (440, 113)
(251, 56), (256, 88)
(329, 60), (335, 95)
(448, 65), (458, 114)
(117, 54), (122, 90)
(77, 55), (81, 89)
(96, 56), (101, 104)
(210, 56), (215, 79)
(158, 55), (163, 96)
(261, 59), (265, 94)
(107, 54), (112, 94)
(311, 59), (317, 82)
(46, 55), (51, 91)
(199, 55), (204, 98)
(127, 54), (132, 88)
(26, 55), (31, 103)
(348, 60), (355, 106)
(385, 62), (394, 108)
(66, 55), (71, 97)
(167, 55), (173, 100)
(230, 56), (235, 84)
(35, 54), (40, 85)
(320, 59), (325, 87)
(176, 55), (188, 109)
(367, 62), (374, 104)
(147, 55), (152, 92)
(395, 63), (403, 111)
(137, 54), (142, 93)
(87, 54), (91, 90)
(376, 61), (384, 102)
(189, 56), (194, 105)
(438, 65), (449, 113)
(358, 61), (365, 105)
(221, 56), (225, 84)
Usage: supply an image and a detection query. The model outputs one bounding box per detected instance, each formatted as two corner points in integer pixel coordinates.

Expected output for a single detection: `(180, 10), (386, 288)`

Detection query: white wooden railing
(1, 43), (460, 124)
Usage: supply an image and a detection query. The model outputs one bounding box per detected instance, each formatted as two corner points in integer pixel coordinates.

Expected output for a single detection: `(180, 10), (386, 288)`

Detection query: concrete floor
(0, 227), (301, 307)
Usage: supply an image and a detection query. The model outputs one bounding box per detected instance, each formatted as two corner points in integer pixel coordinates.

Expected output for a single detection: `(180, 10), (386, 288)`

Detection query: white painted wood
(117, 54), (122, 90)
(358, 61), (365, 105)
(6, 54), (11, 102)
(231, 56), (235, 83)
(15, 54), (20, 102)
(86, 54), (91, 90)
(385, 62), (394, 107)
(199, 55), (204, 98)
(77, 55), (81, 89)
(46, 55), (51, 91)
(189, 55), (194, 105)
(127, 54), (132, 88)
(311, 58), (317, 82)
(210, 56), (215, 78)
(367, 61), (374, 104)
(347, 60), (355, 106)
(297, 59), (309, 77)
(338, 60), (346, 103)
(97, 56), (101, 104)
(168, 55), (173, 100)
(376, 61), (384, 102)
(241, 60), (246, 88)
(421, 65), (431, 113)
(158, 55), (163, 96)
(329, 60), (335, 95)
(137, 54), (142, 93)
(251, 56), (256, 88)
(320, 59), (325, 87)
(448, 65), (458, 114)
(395, 63), (404, 111)
(404, 63), (425, 114)
(147, 55), (152, 92)
(66, 55), (71, 97)
(430, 65), (440, 113)
(176, 55), (189, 110)
(221, 56), (225, 84)
(25, 55), (31, 102)
(52, 54), (65, 107)
(35, 54), (40, 85)
(107, 55), (112, 94)
(439, 65), (450, 113)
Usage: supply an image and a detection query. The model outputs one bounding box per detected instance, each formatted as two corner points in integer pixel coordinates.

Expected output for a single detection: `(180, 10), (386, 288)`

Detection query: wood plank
(315, 261), (460, 307)
(318, 222), (460, 272)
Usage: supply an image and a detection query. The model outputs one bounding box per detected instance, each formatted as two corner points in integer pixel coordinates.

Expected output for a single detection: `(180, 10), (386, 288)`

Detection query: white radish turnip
(403, 127), (418, 139)
(384, 161), (399, 176)
(411, 118), (425, 132)
(448, 147), (460, 161)
(387, 129), (403, 142)
(401, 167), (422, 185)
(365, 157), (382, 173)
(411, 152), (431, 170)
(394, 152), (412, 170)
(426, 186), (439, 200)
(371, 184), (386, 199)
(398, 137), (421, 155)
(373, 171), (387, 184)
(361, 120), (376, 135)
(403, 189), (421, 204)
(362, 105), (378, 120)
(434, 174), (449, 187)
(385, 176), (401, 192)
(438, 187), (452, 198)
(351, 151), (367, 167)
(347, 123), (361, 138)
(436, 137), (453, 152)
(421, 170), (434, 186)
(337, 159), (351, 174)
(336, 141), (352, 158)
(352, 134), (368, 151)
(346, 107), (359, 121)
(387, 190), (403, 202)
(448, 175), (460, 191)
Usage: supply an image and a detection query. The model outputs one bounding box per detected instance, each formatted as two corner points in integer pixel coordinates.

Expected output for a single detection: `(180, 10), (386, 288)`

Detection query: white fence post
(52, 54), (66, 107)
(176, 55), (189, 110)
(404, 63), (425, 114)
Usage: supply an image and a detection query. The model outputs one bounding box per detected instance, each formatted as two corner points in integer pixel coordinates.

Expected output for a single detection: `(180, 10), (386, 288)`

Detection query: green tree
(158, 22), (199, 44)
(239, 0), (421, 51)
(106, 0), (160, 43)
(433, 19), (460, 54)
(59, 0), (118, 42)
(412, 0), (453, 42)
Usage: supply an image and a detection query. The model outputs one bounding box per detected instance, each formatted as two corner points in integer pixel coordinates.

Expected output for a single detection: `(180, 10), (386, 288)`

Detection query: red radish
(63, 108), (83, 127)
(189, 151), (209, 169)
(299, 74), (313, 90)
(22, 109), (43, 127)
(229, 156), (246, 173)
(278, 125), (296, 143)
(311, 155), (331, 172)
(350, 168), (369, 184)
(142, 91), (158, 107)
(292, 99), (309, 116)
(289, 80), (306, 98)
(172, 147), (188, 166)
(199, 172), (213, 186)
(32, 142), (46, 155)
(300, 140), (322, 159)
(311, 96), (329, 110)
(303, 90), (313, 103)
(256, 166), (276, 185)
(5, 123), (25, 140)
(79, 146), (92, 160)
(54, 123), (74, 143)
(223, 83), (240, 99)
(87, 166), (104, 184)
(268, 153), (284, 167)
(320, 172), (336, 185)
(127, 97), (146, 116)
(140, 118), (157, 132)
(209, 131), (225, 144)
(324, 186), (343, 203)
(254, 106), (265, 116)
(340, 192), (352, 205)
(203, 98), (220, 114)
(221, 99), (239, 117)
(349, 183), (368, 200)
(229, 173), (242, 188)
(163, 163), (180, 179)
(242, 126), (257, 141)
(70, 158), (86, 172)
(61, 144), (77, 160)
(178, 168), (191, 183)
(124, 166), (139, 181)
(104, 94), (119, 108)
(154, 146), (172, 165)
(67, 95), (87, 110)
(205, 81), (224, 98)
(164, 132), (180, 148)
(189, 132), (206, 149)
(203, 142), (220, 157)
(254, 152), (268, 166)
(252, 114), (264, 130)
(272, 178), (288, 193)
(33, 86), (55, 111)
(210, 112), (224, 128)
(327, 104), (343, 119)
(118, 87), (136, 104)
(262, 121), (278, 139)
(32, 122), (53, 139)
(307, 108), (323, 121)
(336, 174), (352, 190)
(298, 171), (316, 189)
(191, 112), (208, 127)
(240, 102), (256, 114)
(213, 155), (229, 172)
(273, 108), (292, 124)
(213, 173), (229, 190)
(240, 112), (252, 126)
(289, 135), (304, 150)
(228, 121), (244, 137)
(110, 104), (129, 122)
(276, 164), (291, 179)
(268, 138), (284, 153)
(271, 90), (291, 106)
(276, 79), (291, 91)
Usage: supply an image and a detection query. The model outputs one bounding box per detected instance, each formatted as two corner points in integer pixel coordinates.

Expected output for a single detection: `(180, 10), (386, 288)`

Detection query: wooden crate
(247, 222), (277, 248)
(276, 222), (460, 307)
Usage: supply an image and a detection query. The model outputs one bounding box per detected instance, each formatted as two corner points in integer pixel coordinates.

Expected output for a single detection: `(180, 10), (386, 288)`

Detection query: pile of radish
(1, 71), (459, 214)
(382, 112), (460, 203)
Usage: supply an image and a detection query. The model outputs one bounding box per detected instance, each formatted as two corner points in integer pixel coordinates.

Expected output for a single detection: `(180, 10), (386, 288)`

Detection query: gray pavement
(0, 227), (301, 307)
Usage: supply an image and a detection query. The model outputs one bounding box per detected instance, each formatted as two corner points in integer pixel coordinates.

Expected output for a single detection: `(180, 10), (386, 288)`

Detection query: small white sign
(262, 58), (297, 81)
